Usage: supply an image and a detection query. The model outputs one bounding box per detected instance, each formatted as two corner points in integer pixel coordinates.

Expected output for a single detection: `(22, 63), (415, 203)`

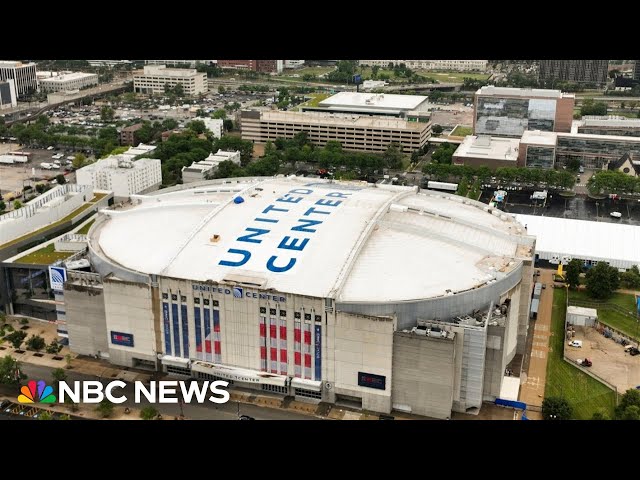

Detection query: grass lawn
(298, 93), (331, 109)
(15, 243), (73, 264)
(77, 219), (95, 235)
(420, 71), (490, 83)
(450, 126), (473, 137)
(568, 289), (639, 339)
(545, 288), (617, 419)
(90, 192), (108, 203)
(282, 66), (335, 78)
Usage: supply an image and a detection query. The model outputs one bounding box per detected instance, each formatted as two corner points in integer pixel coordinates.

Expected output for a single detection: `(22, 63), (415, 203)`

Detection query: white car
(610, 212), (622, 219)
(568, 340), (583, 348)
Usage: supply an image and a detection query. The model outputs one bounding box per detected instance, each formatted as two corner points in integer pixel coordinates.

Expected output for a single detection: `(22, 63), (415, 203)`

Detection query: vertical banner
(213, 309), (221, 363)
(181, 304), (189, 359)
(163, 302), (171, 356)
(259, 316), (267, 371)
(171, 303), (181, 358)
(194, 306), (202, 361)
(304, 323), (312, 380)
(270, 317), (277, 374)
(279, 317), (287, 375)
(294, 320), (302, 377)
(314, 324), (322, 382)
(204, 308), (212, 362)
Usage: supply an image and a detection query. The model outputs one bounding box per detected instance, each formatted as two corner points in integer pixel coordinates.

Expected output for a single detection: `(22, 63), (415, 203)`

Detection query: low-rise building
(0, 79), (17, 109)
(202, 118), (224, 138)
(133, 65), (208, 96)
(181, 150), (241, 183)
(304, 91), (430, 118)
(453, 136), (520, 169)
(120, 124), (143, 146)
(39, 72), (98, 92)
(607, 153), (640, 177)
(359, 60), (489, 71)
(576, 116), (640, 137)
(241, 110), (431, 153)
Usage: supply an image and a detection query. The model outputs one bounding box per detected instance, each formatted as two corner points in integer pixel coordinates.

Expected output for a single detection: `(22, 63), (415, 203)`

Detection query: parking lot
(565, 326), (640, 393)
(480, 189), (640, 226)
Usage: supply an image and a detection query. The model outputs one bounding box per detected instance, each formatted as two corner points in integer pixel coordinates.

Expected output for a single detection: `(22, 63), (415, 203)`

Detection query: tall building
(473, 86), (575, 138)
(133, 65), (208, 96)
(359, 60), (489, 71)
(39, 72), (98, 92)
(538, 60), (609, 86)
(634, 61), (640, 81)
(216, 60), (280, 73)
(0, 80), (17, 109)
(0, 61), (38, 97)
(241, 110), (431, 153)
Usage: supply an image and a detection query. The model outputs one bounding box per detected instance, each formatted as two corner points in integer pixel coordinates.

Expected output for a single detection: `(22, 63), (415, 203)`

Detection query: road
(17, 364), (321, 420)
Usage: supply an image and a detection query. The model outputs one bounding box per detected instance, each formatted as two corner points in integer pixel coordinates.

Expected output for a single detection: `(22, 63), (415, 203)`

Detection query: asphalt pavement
(16, 363), (320, 420)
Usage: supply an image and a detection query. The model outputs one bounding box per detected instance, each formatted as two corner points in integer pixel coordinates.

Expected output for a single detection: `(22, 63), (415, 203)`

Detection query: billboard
(353, 74), (362, 84)
(111, 331), (134, 347)
(48, 266), (67, 292)
(358, 371), (386, 390)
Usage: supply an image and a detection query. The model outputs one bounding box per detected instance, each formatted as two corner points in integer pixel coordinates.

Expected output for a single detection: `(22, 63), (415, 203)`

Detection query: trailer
(427, 181), (458, 192)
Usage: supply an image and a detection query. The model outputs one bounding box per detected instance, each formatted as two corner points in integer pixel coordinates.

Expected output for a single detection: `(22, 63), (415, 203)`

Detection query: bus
(8, 151), (32, 159)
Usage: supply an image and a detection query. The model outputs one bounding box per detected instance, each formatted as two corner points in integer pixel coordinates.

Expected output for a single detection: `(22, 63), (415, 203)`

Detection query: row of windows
(262, 384), (288, 394)
(294, 388), (322, 399)
(166, 365), (191, 376)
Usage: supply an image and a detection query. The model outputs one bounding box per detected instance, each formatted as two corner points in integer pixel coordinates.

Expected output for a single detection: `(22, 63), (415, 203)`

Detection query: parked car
(568, 340), (583, 348)
(579, 166), (585, 173)
(610, 212), (622, 219)
(577, 358), (592, 367)
(629, 347), (640, 356)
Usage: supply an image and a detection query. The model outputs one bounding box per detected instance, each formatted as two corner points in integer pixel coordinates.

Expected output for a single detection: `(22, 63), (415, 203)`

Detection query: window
(213, 300), (219, 307)
(166, 365), (191, 376)
(203, 298), (210, 306)
(194, 297), (200, 304)
(294, 312), (301, 319)
(304, 313), (311, 321)
(280, 310), (287, 317)
(270, 308), (277, 315)
(315, 315), (322, 322)
(171, 294), (177, 301)
(295, 388), (321, 399)
(260, 307), (267, 314)
(162, 293), (168, 300)
(262, 384), (288, 394)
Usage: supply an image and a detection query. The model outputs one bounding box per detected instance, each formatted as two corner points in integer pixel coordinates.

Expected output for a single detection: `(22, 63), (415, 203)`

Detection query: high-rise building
(473, 86), (575, 138)
(633, 60), (640, 81)
(538, 60), (609, 86)
(0, 80), (17, 109)
(0, 61), (38, 98)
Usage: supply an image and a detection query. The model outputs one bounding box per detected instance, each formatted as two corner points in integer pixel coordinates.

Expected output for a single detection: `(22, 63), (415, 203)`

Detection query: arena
(66, 177), (535, 418)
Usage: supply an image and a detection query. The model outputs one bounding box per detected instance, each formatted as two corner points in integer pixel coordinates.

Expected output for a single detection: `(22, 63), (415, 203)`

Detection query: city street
(13, 363), (322, 420)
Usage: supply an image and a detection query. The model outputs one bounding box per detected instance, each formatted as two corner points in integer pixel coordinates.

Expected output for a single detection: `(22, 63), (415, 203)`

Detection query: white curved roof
(91, 178), (531, 301)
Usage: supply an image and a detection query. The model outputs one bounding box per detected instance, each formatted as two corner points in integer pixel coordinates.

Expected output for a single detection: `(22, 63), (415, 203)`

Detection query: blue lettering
(192, 285), (198, 291)
(326, 192), (351, 198)
(316, 198), (342, 208)
(267, 256), (297, 273)
(237, 227), (270, 244)
(278, 236), (309, 252)
(291, 218), (323, 233)
(219, 249), (251, 267)
(277, 195), (303, 204)
(280, 297), (286, 302)
(288, 189), (313, 195)
(262, 204), (289, 215)
(255, 217), (278, 223)
(304, 207), (331, 217)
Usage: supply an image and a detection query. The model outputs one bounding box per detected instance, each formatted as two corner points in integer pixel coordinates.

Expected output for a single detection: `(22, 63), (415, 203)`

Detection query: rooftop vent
(210, 234), (220, 243)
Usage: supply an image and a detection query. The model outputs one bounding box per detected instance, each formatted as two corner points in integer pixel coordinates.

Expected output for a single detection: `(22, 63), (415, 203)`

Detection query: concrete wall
(104, 277), (157, 367)
(483, 323), (506, 400)
(327, 311), (395, 413)
(64, 283), (108, 356)
(516, 259), (534, 354)
(453, 155), (518, 170)
(392, 331), (455, 419)
(555, 96), (575, 133)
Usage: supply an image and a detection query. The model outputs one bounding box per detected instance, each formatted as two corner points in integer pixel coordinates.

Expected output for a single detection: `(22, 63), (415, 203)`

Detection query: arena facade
(65, 177), (535, 418)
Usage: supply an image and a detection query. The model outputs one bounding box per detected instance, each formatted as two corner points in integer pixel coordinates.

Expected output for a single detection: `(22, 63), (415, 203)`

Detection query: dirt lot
(430, 109), (473, 128)
(565, 326), (640, 393)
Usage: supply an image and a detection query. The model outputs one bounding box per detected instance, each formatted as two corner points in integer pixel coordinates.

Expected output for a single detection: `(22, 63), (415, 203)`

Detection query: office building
(0, 61), (38, 98)
(181, 150), (241, 183)
(634, 61), (640, 81)
(76, 153), (161, 201)
(453, 136), (520, 169)
(576, 116), (640, 137)
(217, 60), (279, 73)
(538, 60), (609, 86)
(303, 91), (431, 118)
(39, 72), (98, 92)
(284, 60), (305, 69)
(145, 60), (216, 68)
(70, 176), (534, 418)
(241, 110), (431, 153)
(120, 124), (143, 146)
(202, 118), (224, 139)
(359, 60), (488, 71)
(133, 65), (208, 96)
(0, 80), (17, 109)
(473, 86), (575, 138)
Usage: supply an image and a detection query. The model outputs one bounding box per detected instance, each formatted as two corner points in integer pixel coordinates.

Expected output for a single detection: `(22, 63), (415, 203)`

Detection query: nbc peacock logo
(18, 380), (57, 404)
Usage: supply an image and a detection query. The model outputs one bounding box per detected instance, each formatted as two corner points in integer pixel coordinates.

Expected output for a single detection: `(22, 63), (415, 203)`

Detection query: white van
(568, 340), (583, 348)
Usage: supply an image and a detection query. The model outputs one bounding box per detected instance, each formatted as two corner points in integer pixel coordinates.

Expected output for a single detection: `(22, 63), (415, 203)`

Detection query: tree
(100, 106), (115, 122)
(212, 109), (227, 119)
(622, 405), (640, 420)
(73, 153), (87, 169)
(609, 69), (620, 79)
(38, 411), (53, 420)
(64, 353), (72, 369)
(432, 124), (444, 136)
(0, 201), (5, 213)
(6, 330), (27, 349)
(223, 119), (234, 131)
(26, 335), (46, 351)
(542, 396), (572, 420)
(140, 406), (159, 420)
(580, 99), (607, 117)
(431, 142), (457, 165)
(565, 259), (582, 289)
(51, 368), (67, 383)
(96, 399), (114, 418)
(383, 143), (404, 170)
(621, 101), (626, 110)
(55, 174), (66, 185)
(585, 262), (620, 300)
(565, 158), (581, 172)
(616, 388), (640, 420)
(13, 200), (22, 210)
(161, 118), (179, 130)
(0, 356), (24, 385)
(620, 265), (640, 290)
(218, 85), (226, 94)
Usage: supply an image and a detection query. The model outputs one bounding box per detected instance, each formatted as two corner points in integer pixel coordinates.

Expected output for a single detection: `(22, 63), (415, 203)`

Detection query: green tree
(64, 353), (72, 369)
(140, 406), (160, 420)
(96, 399), (114, 418)
(585, 262), (620, 300)
(26, 335), (46, 351)
(38, 411), (53, 420)
(0, 356), (24, 385)
(622, 405), (640, 420)
(162, 118), (179, 130)
(431, 142), (456, 165)
(187, 120), (206, 135)
(0, 200), (5, 213)
(432, 124), (444, 136)
(51, 368), (67, 383)
(223, 119), (234, 131)
(73, 153), (87, 169)
(620, 265), (640, 289)
(565, 158), (581, 172)
(100, 106), (115, 122)
(6, 330), (27, 349)
(55, 174), (66, 185)
(580, 99), (607, 116)
(542, 396), (572, 420)
(616, 388), (640, 420)
(383, 143), (404, 170)
(13, 200), (22, 210)
(212, 109), (227, 119)
(565, 259), (582, 289)
(218, 85), (226, 94)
